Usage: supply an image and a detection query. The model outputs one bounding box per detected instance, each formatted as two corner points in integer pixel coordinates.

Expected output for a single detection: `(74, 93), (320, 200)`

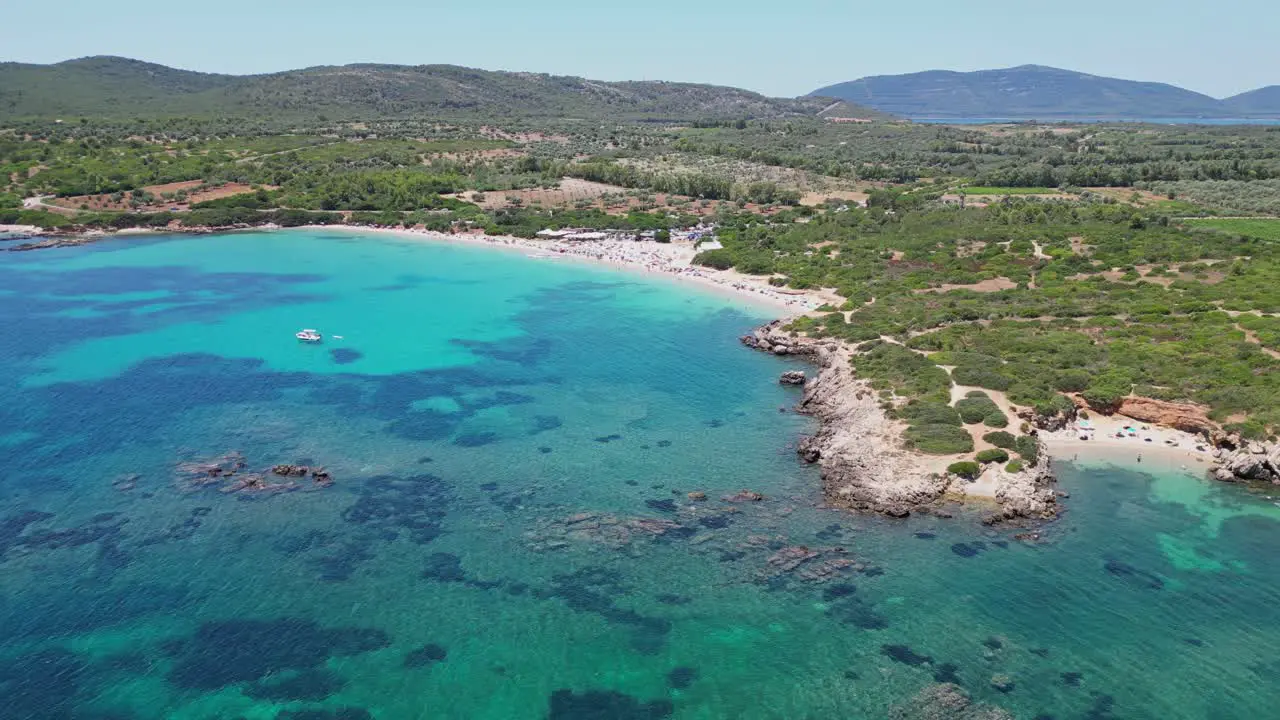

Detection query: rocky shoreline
(742, 321), (1058, 523)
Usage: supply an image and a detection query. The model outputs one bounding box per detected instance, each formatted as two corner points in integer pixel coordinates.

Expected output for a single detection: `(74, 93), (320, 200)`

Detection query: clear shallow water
(2, 230), (1280, 719)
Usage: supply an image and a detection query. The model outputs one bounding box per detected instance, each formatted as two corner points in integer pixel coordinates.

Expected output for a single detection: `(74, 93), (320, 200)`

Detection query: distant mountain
(0, 56), (861, 122)
(810, 65), (1279, 120)
(1223, 86), (1280, 116)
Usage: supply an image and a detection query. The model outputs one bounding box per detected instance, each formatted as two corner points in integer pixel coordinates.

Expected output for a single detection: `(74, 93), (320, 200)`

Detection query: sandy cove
(1040, 413), (1215, 471)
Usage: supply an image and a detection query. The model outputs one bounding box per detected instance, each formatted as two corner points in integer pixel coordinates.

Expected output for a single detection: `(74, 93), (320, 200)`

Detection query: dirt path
(1235, 323), (1280, 359)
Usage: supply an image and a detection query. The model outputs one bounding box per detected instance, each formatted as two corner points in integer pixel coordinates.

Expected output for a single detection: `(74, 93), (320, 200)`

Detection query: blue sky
(4, 0), (1276, 98)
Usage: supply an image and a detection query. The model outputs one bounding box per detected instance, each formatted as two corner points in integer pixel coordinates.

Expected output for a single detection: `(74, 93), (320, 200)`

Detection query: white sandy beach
(303, 225), (826, 314)
(1041, 412), (1214, 475)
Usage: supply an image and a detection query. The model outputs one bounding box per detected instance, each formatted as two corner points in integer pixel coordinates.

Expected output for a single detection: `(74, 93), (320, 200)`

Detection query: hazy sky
(4, 0), (1276, 98)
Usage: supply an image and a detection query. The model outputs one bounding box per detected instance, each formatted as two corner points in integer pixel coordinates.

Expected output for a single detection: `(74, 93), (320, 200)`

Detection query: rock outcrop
(1018, 406), (1075, 433)
(779, 370), (807, 385)
(1114, 397), (1218, 437)
(743, 321), (1054, 521)
(1212, 441), (1280, 484)
(985, 448), (1057, 522)
(176, 452), (334, 495)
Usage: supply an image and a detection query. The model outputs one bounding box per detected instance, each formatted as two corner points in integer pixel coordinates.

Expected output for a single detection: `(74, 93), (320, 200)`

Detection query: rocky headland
(743, 321), (1057, 522)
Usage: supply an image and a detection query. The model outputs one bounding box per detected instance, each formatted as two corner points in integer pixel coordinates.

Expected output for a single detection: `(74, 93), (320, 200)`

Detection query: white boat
(296, 329), (323, 343)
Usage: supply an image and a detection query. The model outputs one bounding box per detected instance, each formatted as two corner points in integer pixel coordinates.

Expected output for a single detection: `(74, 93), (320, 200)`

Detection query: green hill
(810, 65), (1269, 120)
(0, 56), (839, 122)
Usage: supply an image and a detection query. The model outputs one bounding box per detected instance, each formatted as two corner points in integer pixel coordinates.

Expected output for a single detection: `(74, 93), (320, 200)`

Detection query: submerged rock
(177, 452), (328, 496)
(888, 683), (1014, 720)
(547, 689), (673, 720)
(403, 643), (448, 668)
(666, 666), (698, 690)
(881, 644), (933, 667)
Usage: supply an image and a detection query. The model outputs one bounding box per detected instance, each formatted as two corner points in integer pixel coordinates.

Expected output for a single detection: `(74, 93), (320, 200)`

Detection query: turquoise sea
(2, 229), (1280, 720)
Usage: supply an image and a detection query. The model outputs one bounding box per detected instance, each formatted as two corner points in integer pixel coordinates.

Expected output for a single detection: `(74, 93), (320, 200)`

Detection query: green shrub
(1006, 459), (1025, 473)
(1014, 435), (1041, 464)
(905, 424), (975, 454)
(953, 365), (1013, 391)
(983, 411), (1009, 428)
(956, 394), (1001, 424)
(1033, 394), (1078, 418)
(1082, 372), (1132, 411)
(1054, 369), (1092, 393)
(983, 431), (1017, 449)
(1082, 384), (1127, 411)
(976, 449), (1010, 464)
(947, 461), (982, 479)
(899, 401), (962, 427)
(1224, 420), (1268, 441)
(853, 343), (953, 404)
(694, 249), (735, 270)
(929, 351), (1003, 366)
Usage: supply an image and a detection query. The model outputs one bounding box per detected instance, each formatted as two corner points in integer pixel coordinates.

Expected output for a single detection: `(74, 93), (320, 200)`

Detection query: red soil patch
(146, 180), (204, 195)
(186, 183), (260, 204)
(916, 277), (1018, 294)
(51, 181), (262, 213)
